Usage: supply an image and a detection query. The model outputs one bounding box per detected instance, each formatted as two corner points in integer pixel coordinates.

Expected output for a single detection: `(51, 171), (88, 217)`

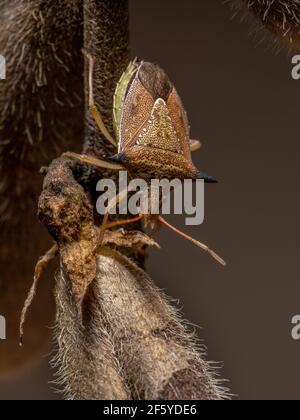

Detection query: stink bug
(65, 54), (225, 266)
(110, 60), (216, 182)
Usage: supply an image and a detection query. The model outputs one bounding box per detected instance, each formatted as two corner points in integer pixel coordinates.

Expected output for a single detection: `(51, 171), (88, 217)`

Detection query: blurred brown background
(1, 0), (300, 400)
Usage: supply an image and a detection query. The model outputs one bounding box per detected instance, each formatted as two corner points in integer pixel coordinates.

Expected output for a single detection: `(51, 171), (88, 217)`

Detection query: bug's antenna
(19, 244), (58, 346)
(158, 216), (226, 267)
(83, 50), (117, 148)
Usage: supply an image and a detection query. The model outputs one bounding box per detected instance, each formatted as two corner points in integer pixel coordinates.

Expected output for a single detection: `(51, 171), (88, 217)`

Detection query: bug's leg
(98, 212), (110, 246)
(101, 214), (144, 231)
(158, 216), (226, 267)
(189, 139), (202, 152)
(85, 52), (117, 148)
(19, 244), (59, 346)
(97, 187), (144, 238)
(63, 151), (124, 171)
(96, 189), (144, 255)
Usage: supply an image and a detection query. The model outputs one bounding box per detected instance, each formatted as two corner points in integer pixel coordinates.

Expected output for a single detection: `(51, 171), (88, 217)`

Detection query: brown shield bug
(110, 60), (216, 182)
(65, 54), (225, 266)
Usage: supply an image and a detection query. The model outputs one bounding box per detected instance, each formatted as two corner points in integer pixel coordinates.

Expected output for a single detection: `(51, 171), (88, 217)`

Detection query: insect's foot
(196, 171), (218, 183)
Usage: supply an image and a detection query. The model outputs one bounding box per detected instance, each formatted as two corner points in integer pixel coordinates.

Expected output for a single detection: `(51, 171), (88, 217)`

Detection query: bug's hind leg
(158, 216), (226, 267)
(19, 244), (59, 346)
(85, 51), (117, 148)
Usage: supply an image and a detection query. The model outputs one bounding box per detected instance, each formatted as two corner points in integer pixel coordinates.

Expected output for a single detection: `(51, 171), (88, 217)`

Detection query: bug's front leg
(63, 151), (124, 171)
(98, 188), (145, 234)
